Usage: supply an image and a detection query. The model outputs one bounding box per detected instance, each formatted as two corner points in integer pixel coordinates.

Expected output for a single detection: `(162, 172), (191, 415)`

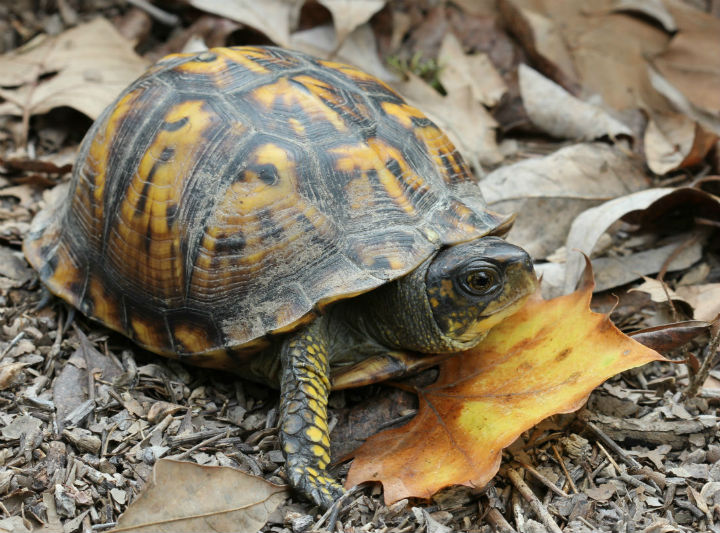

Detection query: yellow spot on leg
(305, 426), (323, 443)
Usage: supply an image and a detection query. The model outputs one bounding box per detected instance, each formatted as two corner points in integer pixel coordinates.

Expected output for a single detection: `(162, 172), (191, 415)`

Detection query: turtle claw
(287, 463), (344, 510)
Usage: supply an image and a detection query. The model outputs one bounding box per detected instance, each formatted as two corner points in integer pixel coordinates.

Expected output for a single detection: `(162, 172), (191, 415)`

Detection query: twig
(0, 331), (26, 361)
(486, 507), (518, 533)
(313, 484), (366, 530)
(551, 444), (577, 495)
(171, 431), (226, 460)
(586, 422), (642, 470)
(515, 461), (569, 498)
(686, 325), (720, 398)
(507, 469), (563, 533)
(125, 0), (180, 26)
(511, 490), (524, 532)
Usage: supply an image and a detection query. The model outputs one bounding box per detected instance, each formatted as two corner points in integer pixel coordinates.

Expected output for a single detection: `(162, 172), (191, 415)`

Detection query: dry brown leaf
(318, 0), (386, 48)
(518, 64), (632, 141)
(499, 0), (580, 90)
(290, 24), (396, 82)
(607, 0), (676, 32)
(188, 0), (300, 47)
(629, 321), (709, 353)
(675, 284), (720, 322)
(562, 188), (673, 293)
(438, 33), (507, 107)
(395, 74), (501, 167)
(645, 113), (718, 175)
(501, 0), (671, 112)
(653, 1), (720, 118)
(0, 184), (36, 207)
(111, 459), (287, 533)
(564, 187), (720, 293)
(482, 143), (649, 259)
(0, 18), (148, 120)
(0, 362), (27, 390)
(345, 263), (664, 504)
(591, 238), (703, 293)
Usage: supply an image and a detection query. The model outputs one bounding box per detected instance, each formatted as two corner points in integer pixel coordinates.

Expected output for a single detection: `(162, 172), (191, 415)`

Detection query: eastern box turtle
(24, 46), (537, 508)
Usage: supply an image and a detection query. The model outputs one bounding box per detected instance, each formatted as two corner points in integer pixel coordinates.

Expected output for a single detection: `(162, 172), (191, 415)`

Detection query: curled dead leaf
(482, 143), (649, 259)
(518, 64), (632, 141)
(345, 261), (664, 504)
(187, 0), (299, 48)
(318, 0), (386, 49)
(0, 18), (148, 120)
(438, 33), (507, 107)
(645, 113), (718, 175)
(629, 321), (709, 353)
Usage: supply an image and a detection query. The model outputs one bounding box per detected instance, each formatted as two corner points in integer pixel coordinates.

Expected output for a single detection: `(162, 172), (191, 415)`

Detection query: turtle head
(425, 236), (538, 348)
(336, 237), (537, 355)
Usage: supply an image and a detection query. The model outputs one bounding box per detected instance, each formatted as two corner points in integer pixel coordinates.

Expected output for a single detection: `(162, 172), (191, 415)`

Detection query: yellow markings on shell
(43, 241), (80, 300)
(293, 74), (348, 110)
(216, 47), (270, 73)
(174, 54), (229, 76)
(317, 59), (397, 94)
(230, 142), (297, 215)
(288, 117), (305, 135)
(331, 142), (413, 213)
(271, 312), (316, 335)
(449, 202), (482, 235)
(414, 125), (466, 183)
(173, 322), (212, 354)
(86, 89), (143, 224)
(381, 101), (427, 129)
(197, 141), (323, 277)
(251, 77), (348, 132)
(130, 316), (157, 347)
(87, 277), (122, 332)
(332, 138), (429, 216)
(113, 100), (218, 295)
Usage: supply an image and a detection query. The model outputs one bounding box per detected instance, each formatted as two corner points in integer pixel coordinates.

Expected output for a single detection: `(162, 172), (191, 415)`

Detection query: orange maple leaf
(345, 264), (666, 504)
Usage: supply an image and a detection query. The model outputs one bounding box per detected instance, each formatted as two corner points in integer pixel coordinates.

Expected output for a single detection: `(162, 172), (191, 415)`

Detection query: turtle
(24, 46), (538, 509)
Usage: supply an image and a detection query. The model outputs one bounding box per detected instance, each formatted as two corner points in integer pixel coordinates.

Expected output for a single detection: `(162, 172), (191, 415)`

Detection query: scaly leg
(279, 322), (344, 509)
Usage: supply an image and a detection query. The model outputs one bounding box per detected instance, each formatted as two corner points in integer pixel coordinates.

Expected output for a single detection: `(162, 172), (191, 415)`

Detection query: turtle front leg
(279, 322), (344, 509)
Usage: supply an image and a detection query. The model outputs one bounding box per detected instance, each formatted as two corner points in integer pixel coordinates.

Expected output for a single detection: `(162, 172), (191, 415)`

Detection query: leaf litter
(1, 1), (720, 532)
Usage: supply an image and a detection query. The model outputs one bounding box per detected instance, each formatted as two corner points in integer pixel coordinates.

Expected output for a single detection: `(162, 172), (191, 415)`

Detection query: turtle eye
(459, 264), (501, 296)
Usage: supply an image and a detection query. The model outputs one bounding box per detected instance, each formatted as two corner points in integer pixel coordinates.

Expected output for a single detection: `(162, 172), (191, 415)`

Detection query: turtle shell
(24, 46), (510, 368)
